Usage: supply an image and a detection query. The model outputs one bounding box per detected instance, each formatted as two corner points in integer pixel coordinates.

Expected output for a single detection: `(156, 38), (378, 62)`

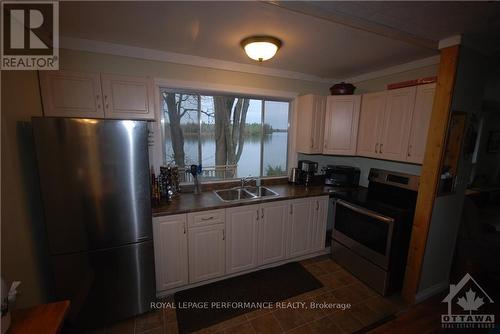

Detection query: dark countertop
(152, 183), (338, 217)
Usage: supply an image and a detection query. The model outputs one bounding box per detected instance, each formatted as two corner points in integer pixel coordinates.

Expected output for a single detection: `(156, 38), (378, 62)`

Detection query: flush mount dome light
(241, 36), (282, 62)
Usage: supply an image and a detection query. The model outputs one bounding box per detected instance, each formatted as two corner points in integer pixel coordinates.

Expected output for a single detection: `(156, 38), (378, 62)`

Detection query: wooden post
(401, 45), (460, 303)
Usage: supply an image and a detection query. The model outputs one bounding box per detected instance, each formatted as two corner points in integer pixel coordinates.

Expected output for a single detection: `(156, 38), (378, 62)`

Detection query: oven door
(333, 199), (394, 269)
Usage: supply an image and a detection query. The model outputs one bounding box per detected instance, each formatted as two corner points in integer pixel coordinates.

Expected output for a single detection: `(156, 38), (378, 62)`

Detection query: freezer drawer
(51, 241), (156, 329)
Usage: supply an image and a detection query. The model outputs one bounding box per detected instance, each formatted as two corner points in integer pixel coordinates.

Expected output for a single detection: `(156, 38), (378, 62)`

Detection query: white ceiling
(304, 1), (500, 43)
(59, 1), (499, 80)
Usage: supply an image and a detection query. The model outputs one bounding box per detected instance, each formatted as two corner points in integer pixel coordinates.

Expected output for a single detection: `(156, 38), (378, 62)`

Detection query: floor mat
(174, 262), (322, 333)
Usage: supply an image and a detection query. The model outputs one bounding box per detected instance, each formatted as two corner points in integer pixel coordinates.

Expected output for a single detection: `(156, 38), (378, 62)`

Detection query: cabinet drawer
(188, 209), (225, 228)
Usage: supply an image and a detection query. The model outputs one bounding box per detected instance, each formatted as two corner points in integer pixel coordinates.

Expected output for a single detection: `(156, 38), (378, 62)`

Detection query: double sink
(214, 186), (279, 202)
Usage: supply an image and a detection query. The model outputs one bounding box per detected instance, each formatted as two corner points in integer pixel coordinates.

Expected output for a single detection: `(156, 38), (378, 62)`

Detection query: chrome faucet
(240, 176), (259, 188)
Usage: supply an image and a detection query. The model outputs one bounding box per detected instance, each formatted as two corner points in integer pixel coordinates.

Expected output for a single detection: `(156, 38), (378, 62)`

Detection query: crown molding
(344, 55), (440, 83)
(60, 37), (336, 84)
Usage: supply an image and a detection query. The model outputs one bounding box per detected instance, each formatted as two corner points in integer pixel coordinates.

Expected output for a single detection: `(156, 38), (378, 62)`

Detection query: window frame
(153, 80), (296, 183)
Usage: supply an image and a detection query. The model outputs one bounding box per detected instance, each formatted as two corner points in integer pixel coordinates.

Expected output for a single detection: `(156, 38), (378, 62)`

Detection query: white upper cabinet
(153, 214), (188, 292)
(39, 71), (104, 118)
(323, 95), (361, 155)
(356, 91), (387, 158)
(406, 83), (436, 164)
(378, 86), (417, 161)
(225, 204), (259, 274)
(39, 70), (155, 120)
(295, 94), (326, 154)
(258, 201), (289, 265)
(101, 74), (155, 120)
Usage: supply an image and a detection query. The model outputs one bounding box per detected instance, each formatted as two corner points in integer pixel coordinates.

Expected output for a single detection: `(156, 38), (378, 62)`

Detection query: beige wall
(1, 71), (49, 307)
(59, 49), (331, 95)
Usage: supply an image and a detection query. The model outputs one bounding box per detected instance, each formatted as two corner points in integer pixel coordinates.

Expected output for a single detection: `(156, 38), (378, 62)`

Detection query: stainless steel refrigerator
(33, 117), (155, 329)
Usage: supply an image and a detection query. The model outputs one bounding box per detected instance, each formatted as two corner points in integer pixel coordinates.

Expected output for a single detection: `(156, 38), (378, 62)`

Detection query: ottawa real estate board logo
(441, 273), (495, 329)
(1, 1), (59, 70)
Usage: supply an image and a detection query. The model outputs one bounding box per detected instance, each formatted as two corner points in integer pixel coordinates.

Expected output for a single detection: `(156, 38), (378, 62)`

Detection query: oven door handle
(336, 199), (395, 223)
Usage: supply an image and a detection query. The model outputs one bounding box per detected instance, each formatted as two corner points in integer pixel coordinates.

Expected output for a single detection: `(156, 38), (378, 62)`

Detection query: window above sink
(159, 88), (290, 184)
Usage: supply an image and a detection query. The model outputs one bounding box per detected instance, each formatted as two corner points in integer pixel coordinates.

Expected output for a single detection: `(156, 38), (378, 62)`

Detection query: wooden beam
(401, 45), (460, 304)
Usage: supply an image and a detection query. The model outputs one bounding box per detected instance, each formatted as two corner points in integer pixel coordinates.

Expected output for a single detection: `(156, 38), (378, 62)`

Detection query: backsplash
(297, 154), (422, 187)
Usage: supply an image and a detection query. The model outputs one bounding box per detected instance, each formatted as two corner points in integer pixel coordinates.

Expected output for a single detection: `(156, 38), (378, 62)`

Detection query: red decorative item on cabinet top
(387, 76), (437, 90)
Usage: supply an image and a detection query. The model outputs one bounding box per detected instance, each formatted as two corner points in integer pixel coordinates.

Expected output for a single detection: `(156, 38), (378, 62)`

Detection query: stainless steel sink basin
(214, 188), (256, 202)
(244, 186), (279, 198)
(213, 186), (279, 202)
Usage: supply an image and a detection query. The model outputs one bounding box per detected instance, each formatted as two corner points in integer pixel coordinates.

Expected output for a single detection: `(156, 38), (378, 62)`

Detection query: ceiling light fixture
(241, 36), (282, 62)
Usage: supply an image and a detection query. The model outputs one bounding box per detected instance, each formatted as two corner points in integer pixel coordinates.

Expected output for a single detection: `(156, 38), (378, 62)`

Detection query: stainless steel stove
(330, 168), (419, 295)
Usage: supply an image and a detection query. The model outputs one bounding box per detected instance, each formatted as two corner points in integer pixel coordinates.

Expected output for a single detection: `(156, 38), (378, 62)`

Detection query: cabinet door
(323, 95), (361, 155)
(259, 201), (289, 265)
(288, 198), (313, 257)
(226, 205), (259, 274)
(295, 95), (326, 154)
(188, 224), (225, 283)
(310, 196), (329, 252)
(101, 74), (155, 120)
(379, 86), (417, 161)
(39, 70), (104, 118)
(356, 92), (386, 158)
(407, 83), (436, 164)
(153, 214), (188, 291)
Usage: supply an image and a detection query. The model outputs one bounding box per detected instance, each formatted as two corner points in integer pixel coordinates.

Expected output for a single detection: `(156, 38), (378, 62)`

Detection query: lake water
(166, 132), (288, 177)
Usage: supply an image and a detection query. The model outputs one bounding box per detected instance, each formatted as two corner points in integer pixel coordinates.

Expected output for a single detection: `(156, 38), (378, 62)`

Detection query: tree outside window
(160, 89), (289, 182)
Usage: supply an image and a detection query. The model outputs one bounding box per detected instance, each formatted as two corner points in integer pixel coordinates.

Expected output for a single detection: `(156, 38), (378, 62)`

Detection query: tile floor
(89, 255), (407, 334)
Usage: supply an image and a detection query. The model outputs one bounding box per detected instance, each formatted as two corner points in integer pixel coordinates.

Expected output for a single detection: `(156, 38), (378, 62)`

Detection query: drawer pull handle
(201, 216), (214, 221)
(261, 208), (264, 219)
(380, 143), (383, 154)
(222, 229), (225, 240)
(256, 209), (259, 221)
(375, 143), (379, 153)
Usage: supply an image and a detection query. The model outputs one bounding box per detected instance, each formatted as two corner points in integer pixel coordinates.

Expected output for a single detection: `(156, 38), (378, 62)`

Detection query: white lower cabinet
(225, 204), (260, 274)
(153, 196), (329, 294)
(259, 201), (289, 265)
(288, 198), (313, 257)
(188, 224), (226, 283)
(153, 214), (188, 291)
(310, 196), (329, 252)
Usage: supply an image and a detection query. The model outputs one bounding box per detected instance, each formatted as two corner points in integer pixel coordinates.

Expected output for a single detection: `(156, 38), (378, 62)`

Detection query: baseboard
(157, 247), (331, 298)
(415, 281), (449, 304)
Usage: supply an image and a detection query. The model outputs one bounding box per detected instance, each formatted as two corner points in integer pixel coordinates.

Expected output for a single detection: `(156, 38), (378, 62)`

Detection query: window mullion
(197, 94), (202, 168)
(260, 100), (265, 177)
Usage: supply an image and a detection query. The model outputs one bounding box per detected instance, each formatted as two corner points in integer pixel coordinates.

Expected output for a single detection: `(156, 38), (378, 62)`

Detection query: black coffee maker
(298, 160), (318, 186)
